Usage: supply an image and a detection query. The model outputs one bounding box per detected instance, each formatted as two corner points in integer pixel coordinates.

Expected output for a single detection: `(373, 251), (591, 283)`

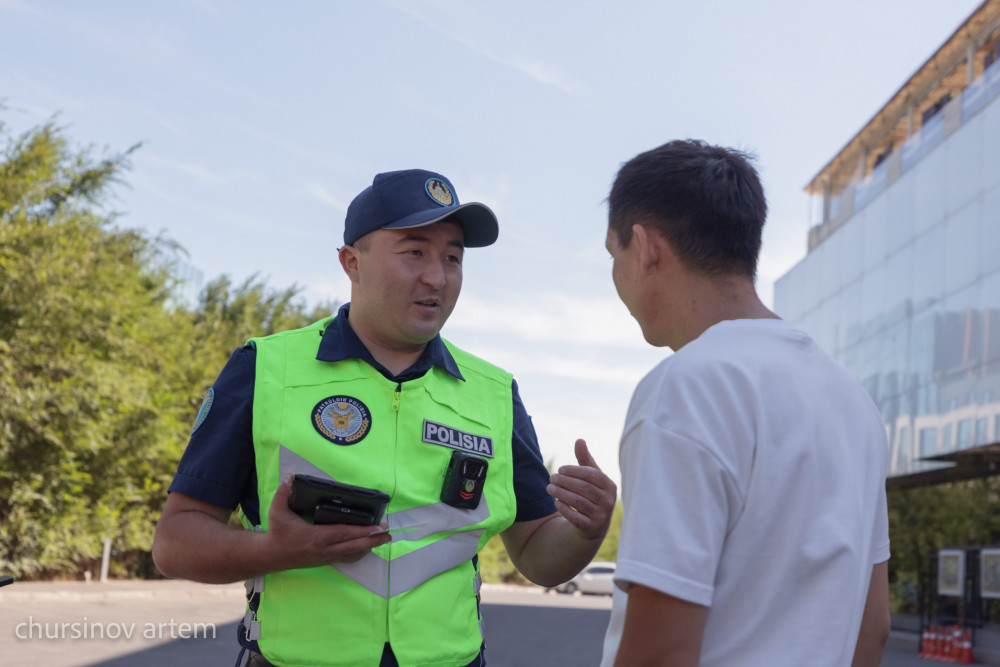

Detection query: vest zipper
(386, 381), (402, 647)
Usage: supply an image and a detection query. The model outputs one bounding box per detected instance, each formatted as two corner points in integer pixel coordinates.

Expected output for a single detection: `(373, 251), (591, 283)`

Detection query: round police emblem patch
(312, 396), (372, 446)
(190, 388), (214, 435)
(425, 178), (454, 206)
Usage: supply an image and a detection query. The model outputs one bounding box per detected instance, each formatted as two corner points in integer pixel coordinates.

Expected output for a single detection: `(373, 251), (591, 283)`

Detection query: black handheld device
(441, 451), (488, 510)
(0, 576), (13, 588)
(288, 474), (390, 526)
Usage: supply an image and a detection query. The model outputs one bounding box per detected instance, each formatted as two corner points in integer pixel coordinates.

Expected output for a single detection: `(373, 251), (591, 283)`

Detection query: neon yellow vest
(244, 316), (516, 667)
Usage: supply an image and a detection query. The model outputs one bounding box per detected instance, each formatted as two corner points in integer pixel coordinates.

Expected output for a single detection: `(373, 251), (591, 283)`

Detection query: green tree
(0, 117), (339, 580)
(0, 119), (196, 577)
(477, 502), (623, 586)
(887, 478), (1000, 613)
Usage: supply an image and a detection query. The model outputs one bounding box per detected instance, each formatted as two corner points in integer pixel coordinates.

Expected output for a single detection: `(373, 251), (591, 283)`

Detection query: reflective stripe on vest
(280, 444), (491, 598)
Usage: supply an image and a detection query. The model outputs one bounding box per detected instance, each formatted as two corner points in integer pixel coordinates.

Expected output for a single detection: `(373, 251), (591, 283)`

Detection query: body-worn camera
(441, 451), (489, 510)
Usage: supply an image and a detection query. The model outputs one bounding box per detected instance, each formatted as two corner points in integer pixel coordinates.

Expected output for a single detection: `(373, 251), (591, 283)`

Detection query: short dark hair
(608, 139), (767, 277)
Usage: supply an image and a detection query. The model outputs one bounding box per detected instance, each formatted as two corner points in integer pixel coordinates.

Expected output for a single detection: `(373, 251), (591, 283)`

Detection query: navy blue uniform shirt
(169, 303), (557, 526)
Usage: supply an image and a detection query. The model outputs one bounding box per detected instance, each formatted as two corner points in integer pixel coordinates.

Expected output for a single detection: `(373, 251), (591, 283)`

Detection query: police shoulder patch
(313, 396), (372, 446)
(425, 178), (454, 207)
(422, 419), (494, 458)
(190, 388), (214, 435)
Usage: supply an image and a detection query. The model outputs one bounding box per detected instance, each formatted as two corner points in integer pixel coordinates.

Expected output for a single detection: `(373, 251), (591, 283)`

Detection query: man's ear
(632, 223), (660, 275)
(339, 245), (361, 283)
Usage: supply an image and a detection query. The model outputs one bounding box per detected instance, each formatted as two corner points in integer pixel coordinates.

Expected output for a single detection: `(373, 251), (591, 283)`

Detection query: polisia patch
(422, 419), (493, 458)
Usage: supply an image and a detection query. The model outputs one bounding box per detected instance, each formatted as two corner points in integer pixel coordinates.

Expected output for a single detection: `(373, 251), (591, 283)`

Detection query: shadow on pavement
(82, 605), (929, 667)
(86, 620), (242, 667)
(84, 604), (612, 667)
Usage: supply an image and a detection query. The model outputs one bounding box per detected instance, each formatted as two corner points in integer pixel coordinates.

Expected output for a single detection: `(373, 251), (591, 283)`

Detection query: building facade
(774, 0), (1000, 485)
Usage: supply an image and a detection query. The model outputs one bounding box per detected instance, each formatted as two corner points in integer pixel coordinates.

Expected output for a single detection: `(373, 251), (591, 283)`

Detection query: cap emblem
(425, 178), (454, 207)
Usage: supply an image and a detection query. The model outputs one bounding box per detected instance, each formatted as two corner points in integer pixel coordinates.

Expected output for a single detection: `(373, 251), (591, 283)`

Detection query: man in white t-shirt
(600, 140), (890, 667)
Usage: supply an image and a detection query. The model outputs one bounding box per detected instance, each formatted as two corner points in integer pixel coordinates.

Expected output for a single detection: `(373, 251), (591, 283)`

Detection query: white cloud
(383, 0), (582, 95)
(303, 272), (353, 306)
(9, 74), (85, 114)
(449, 291), (648, 348)
(138, 154), (262, 187)
(305, 183), (350, 213)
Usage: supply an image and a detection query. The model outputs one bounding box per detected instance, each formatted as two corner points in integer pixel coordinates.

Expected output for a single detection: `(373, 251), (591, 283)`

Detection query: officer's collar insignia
(422, 419), (494, 458)
(425, 178), (454, 207)
(313, 396), (372, 446)
(190, 388), (214, 435)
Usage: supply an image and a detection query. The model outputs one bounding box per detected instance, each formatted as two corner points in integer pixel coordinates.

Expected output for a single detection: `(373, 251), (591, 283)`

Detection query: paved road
(0, 580), (939, 666)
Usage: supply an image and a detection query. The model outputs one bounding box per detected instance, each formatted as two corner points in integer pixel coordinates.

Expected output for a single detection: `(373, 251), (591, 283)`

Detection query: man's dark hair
(608, 139), (767, 277)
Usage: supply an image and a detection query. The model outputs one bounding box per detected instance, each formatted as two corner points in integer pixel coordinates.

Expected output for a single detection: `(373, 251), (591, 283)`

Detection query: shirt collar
(316, 302), (464, 382)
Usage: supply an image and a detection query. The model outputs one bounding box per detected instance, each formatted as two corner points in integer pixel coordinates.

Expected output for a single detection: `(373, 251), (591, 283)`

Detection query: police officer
(152, 169), (617, 667)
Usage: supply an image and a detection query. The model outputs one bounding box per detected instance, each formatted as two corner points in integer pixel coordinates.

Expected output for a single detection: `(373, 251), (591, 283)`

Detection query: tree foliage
(0, 118), (333, 579)
(887, 478), (1000, 613)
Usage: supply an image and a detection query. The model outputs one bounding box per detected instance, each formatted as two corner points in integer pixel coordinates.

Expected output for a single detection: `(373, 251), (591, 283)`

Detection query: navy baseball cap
(344, 169), (499, 247)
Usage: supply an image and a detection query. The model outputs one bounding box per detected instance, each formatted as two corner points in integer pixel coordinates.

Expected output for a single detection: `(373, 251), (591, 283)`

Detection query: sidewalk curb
(0, 581), (541, 605)
(0, 581), (246, 604)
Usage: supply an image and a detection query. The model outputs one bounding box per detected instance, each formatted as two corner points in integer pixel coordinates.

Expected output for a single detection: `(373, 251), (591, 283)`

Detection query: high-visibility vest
(243, 316), (517, 667)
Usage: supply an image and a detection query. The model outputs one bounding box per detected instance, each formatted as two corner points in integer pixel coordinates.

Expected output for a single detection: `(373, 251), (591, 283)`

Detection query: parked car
(553, 561), (616, 595)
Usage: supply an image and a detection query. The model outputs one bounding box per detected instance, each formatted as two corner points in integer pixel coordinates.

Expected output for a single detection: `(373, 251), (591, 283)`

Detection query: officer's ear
(633, 223), (660, 276)
(339, 244), (361, 283)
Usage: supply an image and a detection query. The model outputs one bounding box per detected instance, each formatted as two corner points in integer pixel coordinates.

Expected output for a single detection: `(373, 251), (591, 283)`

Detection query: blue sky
(1, 0), (983, 484)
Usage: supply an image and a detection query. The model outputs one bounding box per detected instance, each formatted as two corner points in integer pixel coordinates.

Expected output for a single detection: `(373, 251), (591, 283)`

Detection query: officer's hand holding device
(288, 474), (390, 526)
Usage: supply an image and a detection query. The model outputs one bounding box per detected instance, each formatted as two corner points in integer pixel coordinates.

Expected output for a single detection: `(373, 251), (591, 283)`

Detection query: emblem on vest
(422, 419), (494, 458)
(313, 396), (372, 446)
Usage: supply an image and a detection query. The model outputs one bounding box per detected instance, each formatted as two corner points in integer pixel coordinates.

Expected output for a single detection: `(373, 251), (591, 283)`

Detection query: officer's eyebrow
(393, 233), (465, 251)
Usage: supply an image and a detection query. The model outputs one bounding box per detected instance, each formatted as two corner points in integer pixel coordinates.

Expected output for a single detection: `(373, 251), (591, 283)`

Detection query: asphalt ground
(0, 579), (959, 666)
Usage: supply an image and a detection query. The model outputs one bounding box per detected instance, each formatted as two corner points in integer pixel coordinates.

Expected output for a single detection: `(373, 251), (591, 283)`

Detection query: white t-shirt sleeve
(615, 418), (745, 608)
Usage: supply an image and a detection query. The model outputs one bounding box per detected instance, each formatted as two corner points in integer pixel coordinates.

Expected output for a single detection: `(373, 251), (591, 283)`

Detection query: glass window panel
(981, 272), (1000, 363)
(774, 265), (801, 322)
(841, 342), (861, 379)
(841, 278), (864, 348)
(817, 234), (838, 303)
(858, 336), (884, 399)
(861, 263), (888, 330)
(942, 423), (954, 452)
(880, 321), (910, 402)
(979, 187), (1000, 277)
(896, 426), (911, 472)
(912, 224), (947, 309)
(919, 427), (938, 458)
(914, 148), (948, 236)
(976, 417), (989, 445)
(863, 196), (889, 271)
(817, 293), (840, 355)
(946, 282), (980, 312)
(886, 169), (917, 256)
(957, 418), (973, 448)
(945, 199), (981, 293)
(884, 246), (914, 315)
(946, 115), (983, 215)
(835, 217), (864, 287)
(981, 97), (1000, 191)
(798, 253), (820, 318)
